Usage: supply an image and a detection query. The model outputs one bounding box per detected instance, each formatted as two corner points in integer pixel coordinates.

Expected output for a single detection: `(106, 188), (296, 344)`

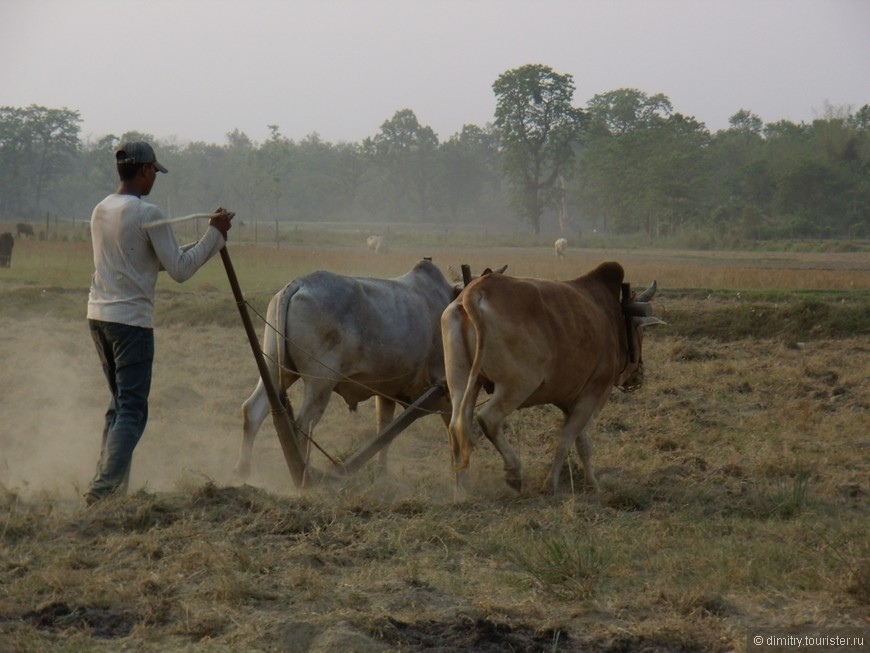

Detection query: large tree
(367, 109), (439, 221)
(437, 123), (502, 222)
(0, 105), (81, 218)
(586, 88), (673, 136)
(574, 90), (711, 236)
(493, 64), (586, 234)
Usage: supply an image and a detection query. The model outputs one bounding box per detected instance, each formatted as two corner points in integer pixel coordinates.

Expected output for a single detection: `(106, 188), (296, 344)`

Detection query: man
(85, 141), (234, 505)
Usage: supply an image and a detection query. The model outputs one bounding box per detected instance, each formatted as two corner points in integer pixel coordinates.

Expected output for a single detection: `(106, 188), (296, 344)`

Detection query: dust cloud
(0, 316), (455, 506)
(0, 317), (256, 503)
(0, 316), (99, 501)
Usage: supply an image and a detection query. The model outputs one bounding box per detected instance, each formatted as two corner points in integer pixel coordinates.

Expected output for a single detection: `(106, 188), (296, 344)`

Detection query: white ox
(236, 259), (454, 479)
(441, 261), (663, 495)
(366, 235), (387, 253)
(554, 238), (568, 259)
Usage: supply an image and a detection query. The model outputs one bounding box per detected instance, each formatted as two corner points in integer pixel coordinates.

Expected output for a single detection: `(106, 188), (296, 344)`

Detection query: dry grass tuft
(506, 532), (611, 600)
(847, 561), (870, 606)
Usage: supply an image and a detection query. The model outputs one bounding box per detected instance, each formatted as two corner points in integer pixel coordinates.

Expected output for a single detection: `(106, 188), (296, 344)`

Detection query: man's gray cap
(115, 141), (168, 173)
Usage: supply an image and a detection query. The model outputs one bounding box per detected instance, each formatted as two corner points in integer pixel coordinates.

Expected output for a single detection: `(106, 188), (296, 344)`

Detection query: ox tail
(274, 281), (301, 392)
(455, 292), (488, 465)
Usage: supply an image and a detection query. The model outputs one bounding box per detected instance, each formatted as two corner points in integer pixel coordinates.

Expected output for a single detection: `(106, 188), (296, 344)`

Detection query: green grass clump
(507, 533), (611, 600)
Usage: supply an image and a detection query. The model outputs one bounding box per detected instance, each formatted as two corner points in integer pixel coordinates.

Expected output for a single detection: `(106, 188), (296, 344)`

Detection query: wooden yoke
(461, 263), (473, 287)
(621, 281), (656, 364)
(621, 282), (638, 364)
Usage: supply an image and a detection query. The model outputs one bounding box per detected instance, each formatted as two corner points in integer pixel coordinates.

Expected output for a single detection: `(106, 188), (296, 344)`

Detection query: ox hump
(588, 261), (624, 283)
(405, 258), (451, 290)
(583, 261), (625, 289)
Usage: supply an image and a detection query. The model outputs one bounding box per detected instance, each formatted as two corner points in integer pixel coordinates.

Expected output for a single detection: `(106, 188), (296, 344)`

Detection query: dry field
(1, 237), (868, 652)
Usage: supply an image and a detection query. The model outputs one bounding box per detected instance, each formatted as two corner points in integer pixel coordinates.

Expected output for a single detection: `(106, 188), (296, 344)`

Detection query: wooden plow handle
(219, 247), (307, 488)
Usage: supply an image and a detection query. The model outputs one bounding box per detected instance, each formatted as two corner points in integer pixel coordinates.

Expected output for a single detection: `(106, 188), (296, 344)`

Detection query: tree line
(1, 64), (867, 243)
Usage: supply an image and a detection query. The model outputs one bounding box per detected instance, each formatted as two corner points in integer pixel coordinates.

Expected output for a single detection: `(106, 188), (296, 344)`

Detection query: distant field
(4, 233), (870, 288)
(1, 237), (868, 651)
(3, 237), (869, 341)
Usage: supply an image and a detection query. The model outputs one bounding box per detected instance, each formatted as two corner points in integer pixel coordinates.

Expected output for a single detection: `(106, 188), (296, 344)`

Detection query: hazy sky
(1, 0), (867, 146)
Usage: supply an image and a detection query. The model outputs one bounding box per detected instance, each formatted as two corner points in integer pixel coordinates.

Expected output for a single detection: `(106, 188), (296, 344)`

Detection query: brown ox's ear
(451, 264), (509, 298)
(482, 264), (508, 276)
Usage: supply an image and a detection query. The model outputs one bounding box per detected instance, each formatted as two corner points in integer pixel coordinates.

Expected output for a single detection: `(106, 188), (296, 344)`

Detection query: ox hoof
(233, 462), (251, 481)
(452, 486), (472, 503)
(453, 472), (471, 501)
(506, 475), (522, 493)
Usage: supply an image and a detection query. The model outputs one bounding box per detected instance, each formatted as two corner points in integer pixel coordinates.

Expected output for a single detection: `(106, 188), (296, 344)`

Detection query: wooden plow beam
(336, 384), (447, 476)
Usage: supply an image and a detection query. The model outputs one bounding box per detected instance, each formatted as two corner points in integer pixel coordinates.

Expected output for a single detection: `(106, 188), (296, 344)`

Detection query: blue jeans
(87, 320), (154, 499)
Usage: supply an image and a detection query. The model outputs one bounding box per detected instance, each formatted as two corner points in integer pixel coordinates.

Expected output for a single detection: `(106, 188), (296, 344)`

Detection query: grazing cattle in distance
(366, 235), (387, 253)
(0, 232), (13, 267)
(554, 237), (568, 259)
(441, 261), (664, 495)
(16, 223), (34, 239)
(237, 259), (456, 479)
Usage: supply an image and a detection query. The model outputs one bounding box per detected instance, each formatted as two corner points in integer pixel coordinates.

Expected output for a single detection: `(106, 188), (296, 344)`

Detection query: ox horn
(635, 280), (657, 303)
(633, 316), (667, 328)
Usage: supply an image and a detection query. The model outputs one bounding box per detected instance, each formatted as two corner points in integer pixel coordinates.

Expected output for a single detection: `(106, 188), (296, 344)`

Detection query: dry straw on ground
(1, 239), (868, 651)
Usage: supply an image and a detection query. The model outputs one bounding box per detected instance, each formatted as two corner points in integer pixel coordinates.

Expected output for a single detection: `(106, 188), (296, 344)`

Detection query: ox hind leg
(548, 398), (604, 494)
(293, 377), (336, 463)
(476, 379), (541, 493)
(374, 396), (396, 469)
(449, 377), (482, 495)
(237, 371), (300, 480)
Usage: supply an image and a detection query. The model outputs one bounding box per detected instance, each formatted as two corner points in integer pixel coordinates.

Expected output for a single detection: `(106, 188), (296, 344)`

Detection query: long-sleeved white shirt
(87, 194), (225, 328)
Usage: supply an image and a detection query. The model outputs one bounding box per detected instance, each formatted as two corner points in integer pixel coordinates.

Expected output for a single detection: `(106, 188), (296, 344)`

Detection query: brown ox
(441, 261), (663, 494)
